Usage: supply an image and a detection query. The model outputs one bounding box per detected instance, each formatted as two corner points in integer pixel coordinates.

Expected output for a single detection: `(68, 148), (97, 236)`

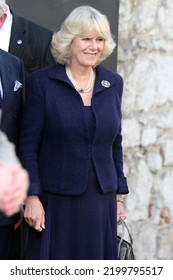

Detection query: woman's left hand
(24, 195), (45, 232)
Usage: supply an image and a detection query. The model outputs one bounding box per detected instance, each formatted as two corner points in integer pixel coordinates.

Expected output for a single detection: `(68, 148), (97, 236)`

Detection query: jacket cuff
(28, 183), (42, 196)
(116, 177), (129, 194)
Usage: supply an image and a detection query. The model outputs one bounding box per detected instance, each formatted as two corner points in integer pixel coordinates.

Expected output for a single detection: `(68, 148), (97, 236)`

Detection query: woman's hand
(24, 195), (45, 232)
(117, 194), (126, 224)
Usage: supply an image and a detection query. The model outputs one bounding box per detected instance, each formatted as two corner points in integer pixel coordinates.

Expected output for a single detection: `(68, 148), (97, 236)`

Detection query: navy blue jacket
(19, 63), (129, 196)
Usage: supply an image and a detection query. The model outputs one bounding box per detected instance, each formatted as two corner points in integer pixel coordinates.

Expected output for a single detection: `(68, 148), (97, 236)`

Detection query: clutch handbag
(117, 217), (135, 260)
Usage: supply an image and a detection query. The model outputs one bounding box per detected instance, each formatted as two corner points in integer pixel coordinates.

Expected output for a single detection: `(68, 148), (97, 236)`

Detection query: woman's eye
(83, 38), (90, 41)
(82, 37), (104, 42)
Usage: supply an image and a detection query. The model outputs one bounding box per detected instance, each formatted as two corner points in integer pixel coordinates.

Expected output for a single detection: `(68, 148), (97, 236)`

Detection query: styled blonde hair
(51, 5), (116, 66)
(0, 0), (7, 17)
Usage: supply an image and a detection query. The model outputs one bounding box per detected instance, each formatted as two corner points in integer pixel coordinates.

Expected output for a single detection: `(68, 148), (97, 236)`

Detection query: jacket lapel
(93, 65), (116, 94)
(8, 13), (29, 57)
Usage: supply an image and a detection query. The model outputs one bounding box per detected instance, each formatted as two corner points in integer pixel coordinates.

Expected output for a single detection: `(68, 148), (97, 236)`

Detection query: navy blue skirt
(24, 107), (118, 259)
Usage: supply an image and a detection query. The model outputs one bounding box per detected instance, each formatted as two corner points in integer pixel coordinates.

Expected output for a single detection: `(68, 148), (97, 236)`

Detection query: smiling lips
(85, 52), (97, 55)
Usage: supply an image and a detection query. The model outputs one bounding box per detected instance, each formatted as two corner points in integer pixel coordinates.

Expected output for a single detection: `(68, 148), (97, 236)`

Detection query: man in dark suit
(0, 0), (54, 81)
(0, 48), (25, 259)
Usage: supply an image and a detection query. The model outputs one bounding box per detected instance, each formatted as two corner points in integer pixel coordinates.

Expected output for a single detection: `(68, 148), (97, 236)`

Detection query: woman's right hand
(24, 195), (45, 232)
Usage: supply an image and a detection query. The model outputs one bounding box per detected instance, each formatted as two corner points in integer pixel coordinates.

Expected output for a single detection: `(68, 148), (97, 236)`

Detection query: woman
(19, 5), (129, 260)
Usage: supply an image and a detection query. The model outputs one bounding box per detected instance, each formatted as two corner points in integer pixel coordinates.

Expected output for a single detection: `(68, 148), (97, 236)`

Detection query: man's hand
(0, 162), (29, 216)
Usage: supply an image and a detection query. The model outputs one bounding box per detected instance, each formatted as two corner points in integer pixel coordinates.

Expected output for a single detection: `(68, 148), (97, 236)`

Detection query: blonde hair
(0, 0), (7, 17)
(51, 5), (116, 65)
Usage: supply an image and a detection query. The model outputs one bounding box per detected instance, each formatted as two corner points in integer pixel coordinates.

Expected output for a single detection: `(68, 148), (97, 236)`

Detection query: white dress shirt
(0, 5), (13, 51)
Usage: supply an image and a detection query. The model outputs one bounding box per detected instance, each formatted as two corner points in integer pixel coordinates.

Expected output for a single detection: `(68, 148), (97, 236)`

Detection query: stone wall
(118, 0), (173, 259)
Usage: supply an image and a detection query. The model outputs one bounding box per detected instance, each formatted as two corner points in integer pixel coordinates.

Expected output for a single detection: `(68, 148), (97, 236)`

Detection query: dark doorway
(7, 0), (119, 70)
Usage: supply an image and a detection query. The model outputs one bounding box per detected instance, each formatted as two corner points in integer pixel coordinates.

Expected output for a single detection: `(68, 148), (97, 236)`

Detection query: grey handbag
(117, 218), (135, 260)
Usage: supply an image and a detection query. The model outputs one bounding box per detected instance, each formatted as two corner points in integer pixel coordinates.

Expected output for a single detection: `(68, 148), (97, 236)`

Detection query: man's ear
(0, 13), (7, 28)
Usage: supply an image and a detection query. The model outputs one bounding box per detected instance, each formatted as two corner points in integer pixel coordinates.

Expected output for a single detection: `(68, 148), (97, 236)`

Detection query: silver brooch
(17, 39), (22, 45)
(101, 80), (110, 88)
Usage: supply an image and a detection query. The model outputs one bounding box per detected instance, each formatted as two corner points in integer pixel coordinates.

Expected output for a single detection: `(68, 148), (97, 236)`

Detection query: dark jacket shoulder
(9, 12), (55, 81)
(12, 12), (53, 36)
(0, 48), (22, 65)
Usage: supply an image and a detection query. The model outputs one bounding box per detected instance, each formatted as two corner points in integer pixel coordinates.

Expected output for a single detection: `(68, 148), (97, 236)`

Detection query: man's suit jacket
(9, 12), (55, 81)
(0, 49), (24, 226)
(19, 63), (129, 197)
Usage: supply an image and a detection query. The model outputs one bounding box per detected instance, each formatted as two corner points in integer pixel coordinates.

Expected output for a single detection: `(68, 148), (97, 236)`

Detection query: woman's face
(70, 30), (105, 68)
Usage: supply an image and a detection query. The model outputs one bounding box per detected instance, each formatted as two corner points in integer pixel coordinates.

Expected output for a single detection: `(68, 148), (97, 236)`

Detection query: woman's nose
(90, 40), (97, 49)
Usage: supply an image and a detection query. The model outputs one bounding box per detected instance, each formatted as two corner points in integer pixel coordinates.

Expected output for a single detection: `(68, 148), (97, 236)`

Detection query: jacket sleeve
(112, 74), (129, 194)
(19, 72), (44, 196)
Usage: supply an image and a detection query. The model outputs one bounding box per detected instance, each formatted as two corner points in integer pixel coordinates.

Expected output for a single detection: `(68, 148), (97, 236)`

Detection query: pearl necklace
(66, 66), (94, 93)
